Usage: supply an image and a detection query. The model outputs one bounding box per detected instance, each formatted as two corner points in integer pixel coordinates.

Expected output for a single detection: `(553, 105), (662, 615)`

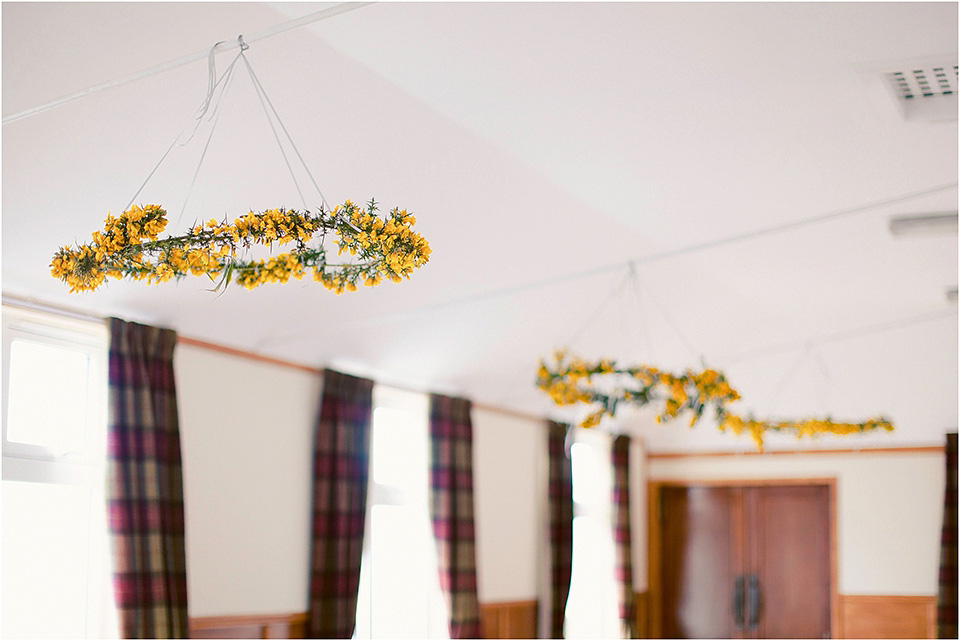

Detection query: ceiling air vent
(883, 63), (958, 122)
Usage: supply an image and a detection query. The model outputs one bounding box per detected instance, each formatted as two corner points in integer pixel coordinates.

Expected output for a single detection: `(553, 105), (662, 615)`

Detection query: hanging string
(564, 268), (633, 349)
(759, 344), (812, 412)
(236, 48), (309, 209)
(811, 347), (832, 414)
(723, 307), (957, 366)
(174, 51), (244, 229)
(369, 181), (957, 319)
(123, 42), (244, 213)
(627, 261), (700, 363)
(625, 263), (656, 362)
(240, 49), (330, 211)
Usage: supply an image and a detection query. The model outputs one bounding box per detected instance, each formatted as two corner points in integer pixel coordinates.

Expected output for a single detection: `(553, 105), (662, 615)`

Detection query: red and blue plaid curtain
(308, 369), (373, 638)
(429, 394), (481, 639)
(938, 432), (958, 638)
(548, 421), (573, 639)
(107, 318), (188, 639)
(612, 435), (637, 638)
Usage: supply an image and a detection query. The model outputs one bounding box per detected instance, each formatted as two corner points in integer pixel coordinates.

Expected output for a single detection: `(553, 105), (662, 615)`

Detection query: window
(354, 386), (449, 639)
(1, 304), (118, 639)
(565, 430), (620, 638)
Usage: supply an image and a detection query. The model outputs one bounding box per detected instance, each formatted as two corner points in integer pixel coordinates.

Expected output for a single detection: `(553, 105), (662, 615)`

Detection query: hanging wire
(723, 307), (957, 366)
(174, 51), (245, 228)
(563, 267), (633, 349)
(239, 50), (310, 209)
(361, 181), (957, 320)
(120, 35), (340, 237)
(627, 260), (700, 362)
(811, 347), (832, 414)
(759, 344), (813, 412)
(625, 262), (656, 363)
(123, 42), (244, 214)
(240, 49), (329, 211)
(2, 3), (375, 126)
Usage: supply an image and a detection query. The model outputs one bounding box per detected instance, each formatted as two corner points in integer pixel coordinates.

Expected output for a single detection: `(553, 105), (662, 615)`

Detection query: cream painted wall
(472, 407), (545, 603)
(174, 343), (944, 617)
(647, 450), (947, 596)
(176, 345), (321, 617)
(175, 347), (550, 615)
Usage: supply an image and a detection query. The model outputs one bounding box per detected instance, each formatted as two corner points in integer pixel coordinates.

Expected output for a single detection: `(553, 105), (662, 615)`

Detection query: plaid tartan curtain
(308, 369), (373, 638)
(548, 421), (573, 639)
(612, 435), (637, 638)
(107, 318), (188, 639)
(938, 432), (958, 638)
(429, 394), (481, 639)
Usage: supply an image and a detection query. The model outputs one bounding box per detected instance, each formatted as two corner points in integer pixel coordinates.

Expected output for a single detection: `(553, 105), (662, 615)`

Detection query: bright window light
(565, 434), (620, 639)
(355, 387), (448, 640)
(1, 305), (117, 639)
(2, 481), (92, 638)
(6, 339), (91, 453)
(371, 406), (424, 489)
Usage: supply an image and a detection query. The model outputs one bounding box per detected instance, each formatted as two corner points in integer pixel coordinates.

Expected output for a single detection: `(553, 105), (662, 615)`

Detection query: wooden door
(659, 486), (744, 638)
(750, 485), (831, 638)
(651, 482), (833, 639)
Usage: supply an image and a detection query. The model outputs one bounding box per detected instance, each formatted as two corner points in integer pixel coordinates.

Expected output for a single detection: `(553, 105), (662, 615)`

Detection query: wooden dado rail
(838, 594), (937, 639)
(634, 593), (936, 639)
(189, 593), (935, 639)
(188, 602), (540, 639)
(190, 612), (307, 639)
(480, 600), (538, 638)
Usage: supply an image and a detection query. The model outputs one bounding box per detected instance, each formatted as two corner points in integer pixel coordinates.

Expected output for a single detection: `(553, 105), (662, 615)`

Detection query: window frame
(2, 305), (108, 467)
(1, 303), (117, 639)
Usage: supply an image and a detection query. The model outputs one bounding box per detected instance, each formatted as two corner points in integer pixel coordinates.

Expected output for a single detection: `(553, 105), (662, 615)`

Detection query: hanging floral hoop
(537, 350), (893, 450)
(51, 199), (431, 293)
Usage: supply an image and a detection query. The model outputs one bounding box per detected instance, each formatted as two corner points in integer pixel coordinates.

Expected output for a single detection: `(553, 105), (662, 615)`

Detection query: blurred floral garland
(51, 199), (431, 293)
(537, 350), (893, 450)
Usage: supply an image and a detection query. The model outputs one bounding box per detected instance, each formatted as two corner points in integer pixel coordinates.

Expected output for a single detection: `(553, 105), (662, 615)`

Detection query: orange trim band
(648, 445), (944, 459)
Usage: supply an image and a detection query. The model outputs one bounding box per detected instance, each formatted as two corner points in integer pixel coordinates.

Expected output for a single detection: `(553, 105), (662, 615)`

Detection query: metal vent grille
(886, 65), (958, 99)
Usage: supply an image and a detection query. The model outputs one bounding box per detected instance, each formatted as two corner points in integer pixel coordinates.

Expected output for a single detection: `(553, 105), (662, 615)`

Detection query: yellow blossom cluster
(335, 200), (432, 286)
(537, 350), (740, 431)
(719, 414), (894, 451)
(52, 204), (169, 292)
(536, 350), (893, 451)
(51, 199), (431, 293)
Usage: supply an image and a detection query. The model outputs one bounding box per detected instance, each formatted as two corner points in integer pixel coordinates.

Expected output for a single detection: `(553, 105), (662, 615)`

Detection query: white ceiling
(3, 2), (957, 452)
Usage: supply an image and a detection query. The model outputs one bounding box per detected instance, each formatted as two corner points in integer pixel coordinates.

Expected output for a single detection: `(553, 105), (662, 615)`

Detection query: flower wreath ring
(52, 199), (431, 293)
(538, 351), (893, 451)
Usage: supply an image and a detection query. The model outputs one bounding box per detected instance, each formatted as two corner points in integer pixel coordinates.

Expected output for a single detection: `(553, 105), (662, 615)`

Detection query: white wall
(647, 450), (947, 596)
(472, 407), (545, 603)
(175, 348), (550, 615)
(176, 345), (321, 617)
(174, 343), (947, 618)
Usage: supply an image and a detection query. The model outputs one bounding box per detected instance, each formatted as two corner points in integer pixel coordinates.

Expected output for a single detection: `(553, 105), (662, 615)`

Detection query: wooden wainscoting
(838, 594), (936, 639)
(635, 591), (649, 638)
(481, 599), (539, 639)
(190, 612), (308, 639)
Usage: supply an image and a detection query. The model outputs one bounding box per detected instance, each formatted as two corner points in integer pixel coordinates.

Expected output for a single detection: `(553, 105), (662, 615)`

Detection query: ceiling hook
(238, 35), (249, 52)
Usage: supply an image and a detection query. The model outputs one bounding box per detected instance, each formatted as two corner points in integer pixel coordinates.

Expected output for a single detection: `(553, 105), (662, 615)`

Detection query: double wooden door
(649, 482), (833, 639)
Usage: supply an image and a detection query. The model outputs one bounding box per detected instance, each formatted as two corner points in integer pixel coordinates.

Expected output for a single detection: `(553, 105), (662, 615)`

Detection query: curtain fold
(547, 421), (573, 639)
(429, 394), (481, 639)
(938, 432), (958, 638)
(612, 435), (637, 638)
(308, 369), (374, 639)
(107, 317), (188, 639)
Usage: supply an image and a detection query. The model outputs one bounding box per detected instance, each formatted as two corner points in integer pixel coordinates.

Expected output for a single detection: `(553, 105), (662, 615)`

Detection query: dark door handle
(746, 574), (761, 629)
(732, 575), (745, 628)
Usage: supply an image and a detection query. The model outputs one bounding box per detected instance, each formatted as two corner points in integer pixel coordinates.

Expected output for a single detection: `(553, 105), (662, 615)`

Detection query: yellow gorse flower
(536, 351), (893, 451)
(51, 199), (431, 294)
